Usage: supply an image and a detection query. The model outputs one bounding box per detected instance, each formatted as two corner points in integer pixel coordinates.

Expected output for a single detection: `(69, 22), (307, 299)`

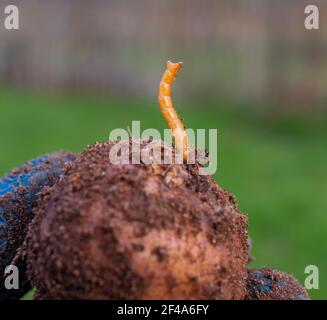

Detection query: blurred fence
(0, 0), (326, 109)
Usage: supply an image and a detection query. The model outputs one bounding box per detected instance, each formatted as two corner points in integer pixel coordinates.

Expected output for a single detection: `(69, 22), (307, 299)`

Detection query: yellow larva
(158, 61), (190, 161)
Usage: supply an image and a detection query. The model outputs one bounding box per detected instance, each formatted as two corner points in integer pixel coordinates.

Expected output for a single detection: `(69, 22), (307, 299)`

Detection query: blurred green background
(1, 0), (326, 300)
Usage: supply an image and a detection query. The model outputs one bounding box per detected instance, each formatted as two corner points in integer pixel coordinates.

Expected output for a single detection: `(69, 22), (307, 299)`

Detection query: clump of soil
(245, 268), (310, 300)
(0, 152), (76, 300)
(25, 139), (249, 300)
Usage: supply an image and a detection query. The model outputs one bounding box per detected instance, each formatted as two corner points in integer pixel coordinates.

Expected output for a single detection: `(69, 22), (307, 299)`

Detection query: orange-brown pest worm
(158, 61), (190, 161)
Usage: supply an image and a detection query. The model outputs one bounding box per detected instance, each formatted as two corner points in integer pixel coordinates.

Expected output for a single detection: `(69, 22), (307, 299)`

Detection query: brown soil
(25, 139), (249, 300)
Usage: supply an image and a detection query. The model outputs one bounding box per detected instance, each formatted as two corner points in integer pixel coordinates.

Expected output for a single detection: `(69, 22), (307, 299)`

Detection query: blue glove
(245, 268), (310, 300)
(0, 152), (76, 300)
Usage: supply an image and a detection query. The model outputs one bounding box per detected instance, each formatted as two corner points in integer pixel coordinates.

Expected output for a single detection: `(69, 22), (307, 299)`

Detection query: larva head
(166, 61), (183, 75)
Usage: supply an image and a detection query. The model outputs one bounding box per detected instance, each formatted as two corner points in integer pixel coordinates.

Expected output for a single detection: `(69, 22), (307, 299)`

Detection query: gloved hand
(245, 267), (310, 300)
(0, 152), (76, 300)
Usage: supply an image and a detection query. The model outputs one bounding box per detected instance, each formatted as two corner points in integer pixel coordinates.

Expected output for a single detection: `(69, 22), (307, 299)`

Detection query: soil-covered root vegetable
(245, 268), (310, 300)
(26, 139), (249, 300)
(0, 152), (76, 300)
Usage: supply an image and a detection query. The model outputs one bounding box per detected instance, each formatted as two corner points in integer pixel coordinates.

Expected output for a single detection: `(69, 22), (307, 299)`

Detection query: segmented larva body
(158, 61), (190, 161)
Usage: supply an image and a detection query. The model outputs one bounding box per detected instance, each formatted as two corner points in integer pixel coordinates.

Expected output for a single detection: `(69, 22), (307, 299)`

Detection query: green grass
(0, 86), (326, 300)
